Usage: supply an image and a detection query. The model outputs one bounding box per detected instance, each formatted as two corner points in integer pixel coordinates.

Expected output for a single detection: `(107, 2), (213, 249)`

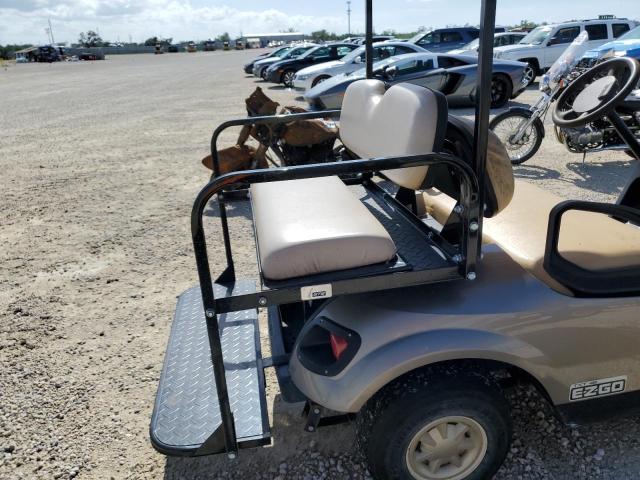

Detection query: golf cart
(149, 1), (640, 479)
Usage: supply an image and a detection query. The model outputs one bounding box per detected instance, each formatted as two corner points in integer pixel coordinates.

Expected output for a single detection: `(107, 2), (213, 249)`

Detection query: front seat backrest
(339, 79), (447, 190)
(426, 115), (515, 218)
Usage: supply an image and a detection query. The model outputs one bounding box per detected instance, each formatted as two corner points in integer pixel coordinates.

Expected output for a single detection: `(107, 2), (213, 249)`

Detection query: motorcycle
(490, 31), (640, 164)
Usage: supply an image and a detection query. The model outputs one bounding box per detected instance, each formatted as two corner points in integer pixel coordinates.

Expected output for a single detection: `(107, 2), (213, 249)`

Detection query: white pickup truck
(493, 17), (638, 86)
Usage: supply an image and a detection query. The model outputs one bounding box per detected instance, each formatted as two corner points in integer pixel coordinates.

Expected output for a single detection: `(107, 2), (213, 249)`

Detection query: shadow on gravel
(161, 385), (640, 479)
(514, 164), (561, 181)
(565, 158), (635, 195)
(163, 396), (357, 480)
(204, 195), (252, 219)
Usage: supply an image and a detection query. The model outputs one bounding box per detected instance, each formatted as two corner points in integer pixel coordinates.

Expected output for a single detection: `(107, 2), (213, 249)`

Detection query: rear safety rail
(187, 153), (481, 455)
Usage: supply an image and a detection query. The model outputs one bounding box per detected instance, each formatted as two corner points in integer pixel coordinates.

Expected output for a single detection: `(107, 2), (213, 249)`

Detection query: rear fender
(290, 326), (553, 413)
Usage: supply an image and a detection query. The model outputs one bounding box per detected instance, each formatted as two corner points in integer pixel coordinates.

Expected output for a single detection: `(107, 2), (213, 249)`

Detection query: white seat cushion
(339, 79), (445, 190)
(251, 176), (397, 281)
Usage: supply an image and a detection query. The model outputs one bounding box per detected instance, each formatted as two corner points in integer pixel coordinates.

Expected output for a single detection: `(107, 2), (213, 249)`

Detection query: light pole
(347, 1), (351, 36)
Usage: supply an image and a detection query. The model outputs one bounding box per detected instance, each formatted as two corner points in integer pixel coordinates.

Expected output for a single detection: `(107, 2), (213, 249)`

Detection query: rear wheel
(260, 68), (267, 80)
(357, 368), (512, 480)
(490, 109), (544, 164)
(282, 70), (296, 88)
(312, 75), (331, 87)
(490, 75), (512, 109)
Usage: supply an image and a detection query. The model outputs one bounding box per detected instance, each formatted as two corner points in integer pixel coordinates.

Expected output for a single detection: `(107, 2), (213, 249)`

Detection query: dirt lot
(1, 50), (639, 480)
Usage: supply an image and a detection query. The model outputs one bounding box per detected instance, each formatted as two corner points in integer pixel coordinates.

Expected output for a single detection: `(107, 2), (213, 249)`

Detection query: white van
(493, 17), (638, 86)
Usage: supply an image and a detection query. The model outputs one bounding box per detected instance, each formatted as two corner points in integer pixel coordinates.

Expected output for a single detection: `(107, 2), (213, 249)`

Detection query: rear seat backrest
(339, 80), (447, 190)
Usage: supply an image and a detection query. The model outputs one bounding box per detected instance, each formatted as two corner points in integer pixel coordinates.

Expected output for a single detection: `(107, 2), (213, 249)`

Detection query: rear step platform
(150, 280), (271, 456)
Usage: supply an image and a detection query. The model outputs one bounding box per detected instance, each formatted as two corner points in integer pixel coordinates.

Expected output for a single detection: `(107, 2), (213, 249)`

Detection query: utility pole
(48, 18), (56, 44)
(347, 1), (352, 36)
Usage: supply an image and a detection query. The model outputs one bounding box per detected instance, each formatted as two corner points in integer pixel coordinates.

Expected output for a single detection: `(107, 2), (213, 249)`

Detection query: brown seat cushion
(421, 180), (640, 296)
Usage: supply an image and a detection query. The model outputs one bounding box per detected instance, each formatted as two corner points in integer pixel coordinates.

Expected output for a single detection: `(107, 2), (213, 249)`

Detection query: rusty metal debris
(202, 87), (339, 174)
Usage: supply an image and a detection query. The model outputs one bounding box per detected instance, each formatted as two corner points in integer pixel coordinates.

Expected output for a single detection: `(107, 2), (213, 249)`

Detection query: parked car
(581, 25), (640, 66)
(79, 51), (105, 61)
(264, 43), (360, 87)
(243, 46), (290, 74)
(304, 52), (526, 110)
(448, 32), (526, 55)
(408, 27), (481, 52)
(351, 35), (395, 45)
(493, 17), (638, 86)
(293, 41), (427, 91)
(252, 44), (317, 79)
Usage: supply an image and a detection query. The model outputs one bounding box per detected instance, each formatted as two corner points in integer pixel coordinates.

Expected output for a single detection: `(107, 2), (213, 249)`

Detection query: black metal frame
(187, 0), (497, 458)
(192, 152), (479, 456)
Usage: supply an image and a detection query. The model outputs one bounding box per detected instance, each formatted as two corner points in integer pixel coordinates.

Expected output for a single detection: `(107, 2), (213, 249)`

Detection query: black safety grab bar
(208, 110), (342, 278)
(191, 152), (480, 456)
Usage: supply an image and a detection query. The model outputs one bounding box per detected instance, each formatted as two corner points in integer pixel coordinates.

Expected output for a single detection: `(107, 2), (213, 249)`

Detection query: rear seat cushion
(251, 176), (397, 281)
(339, 80), (447, 190)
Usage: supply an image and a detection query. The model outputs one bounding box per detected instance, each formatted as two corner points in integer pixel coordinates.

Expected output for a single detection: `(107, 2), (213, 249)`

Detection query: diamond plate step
(150, 280), (271, 456)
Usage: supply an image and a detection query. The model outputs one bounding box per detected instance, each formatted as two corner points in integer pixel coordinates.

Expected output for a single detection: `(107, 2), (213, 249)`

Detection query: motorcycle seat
(250, 80), (447, 280)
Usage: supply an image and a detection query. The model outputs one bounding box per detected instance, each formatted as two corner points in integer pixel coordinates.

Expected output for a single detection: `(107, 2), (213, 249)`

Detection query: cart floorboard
(150, 281), (270, 456)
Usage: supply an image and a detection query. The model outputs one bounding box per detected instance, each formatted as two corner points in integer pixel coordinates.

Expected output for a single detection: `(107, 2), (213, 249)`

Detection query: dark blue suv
(408, 27), (483, 52)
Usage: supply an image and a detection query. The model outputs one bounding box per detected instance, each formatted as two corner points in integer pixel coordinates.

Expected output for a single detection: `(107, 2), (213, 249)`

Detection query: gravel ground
(1, 50), (639, 480)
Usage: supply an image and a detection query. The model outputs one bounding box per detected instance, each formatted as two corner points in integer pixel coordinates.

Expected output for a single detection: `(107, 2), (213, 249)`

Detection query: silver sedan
(292, 41), (427, 91)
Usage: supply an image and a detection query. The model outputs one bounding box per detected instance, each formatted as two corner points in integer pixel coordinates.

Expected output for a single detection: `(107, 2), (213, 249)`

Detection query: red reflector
(330, 333), (348, 360)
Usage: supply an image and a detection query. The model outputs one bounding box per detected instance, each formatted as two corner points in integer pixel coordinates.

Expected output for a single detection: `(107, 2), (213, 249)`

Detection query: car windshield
(341, 46), (365, 63)
(519, 26), (553, 45)
(271, 47), (291, 57)
(464, 39), (480, 50)
(285, 46), (311, 58)
(271, 47), (290, 57)
(299, 46), (323, 59)
(618, 25), (640, 41)
(347, 57), (400, 77)
(408, 32), (429, 43)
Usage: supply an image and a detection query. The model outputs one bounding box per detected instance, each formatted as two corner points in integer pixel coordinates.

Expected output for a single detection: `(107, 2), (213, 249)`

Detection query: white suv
(494, 17), (638, 86)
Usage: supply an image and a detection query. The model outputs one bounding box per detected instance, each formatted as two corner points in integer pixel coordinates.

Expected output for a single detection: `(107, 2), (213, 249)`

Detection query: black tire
(490, 109), (544, 165)
(282, 70), (296, 88)
(260, 68), (267, 80)
(312, 75), (331, 88)
(490, 75), (512, 109)
(357, 367), (511, 480)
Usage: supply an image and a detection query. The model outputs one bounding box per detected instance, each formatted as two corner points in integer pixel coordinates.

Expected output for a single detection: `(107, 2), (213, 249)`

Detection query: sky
(0, 0), (638, 45)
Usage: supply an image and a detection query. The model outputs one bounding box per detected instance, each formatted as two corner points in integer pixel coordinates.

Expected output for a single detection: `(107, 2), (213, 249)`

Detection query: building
(239, 32), (306, 48)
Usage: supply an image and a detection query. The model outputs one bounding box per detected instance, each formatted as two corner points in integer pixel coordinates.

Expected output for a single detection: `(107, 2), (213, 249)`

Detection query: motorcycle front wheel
(490, 109), (544, 165)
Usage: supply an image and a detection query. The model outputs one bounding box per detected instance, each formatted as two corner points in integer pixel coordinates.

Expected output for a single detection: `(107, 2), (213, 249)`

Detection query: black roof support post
(471, 0), (497, 258)
(365, 0), (373, 78)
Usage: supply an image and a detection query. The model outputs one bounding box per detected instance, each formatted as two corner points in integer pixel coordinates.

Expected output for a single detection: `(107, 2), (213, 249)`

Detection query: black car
(243, 46), (290, 74)
(264, 43), (359, 87)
